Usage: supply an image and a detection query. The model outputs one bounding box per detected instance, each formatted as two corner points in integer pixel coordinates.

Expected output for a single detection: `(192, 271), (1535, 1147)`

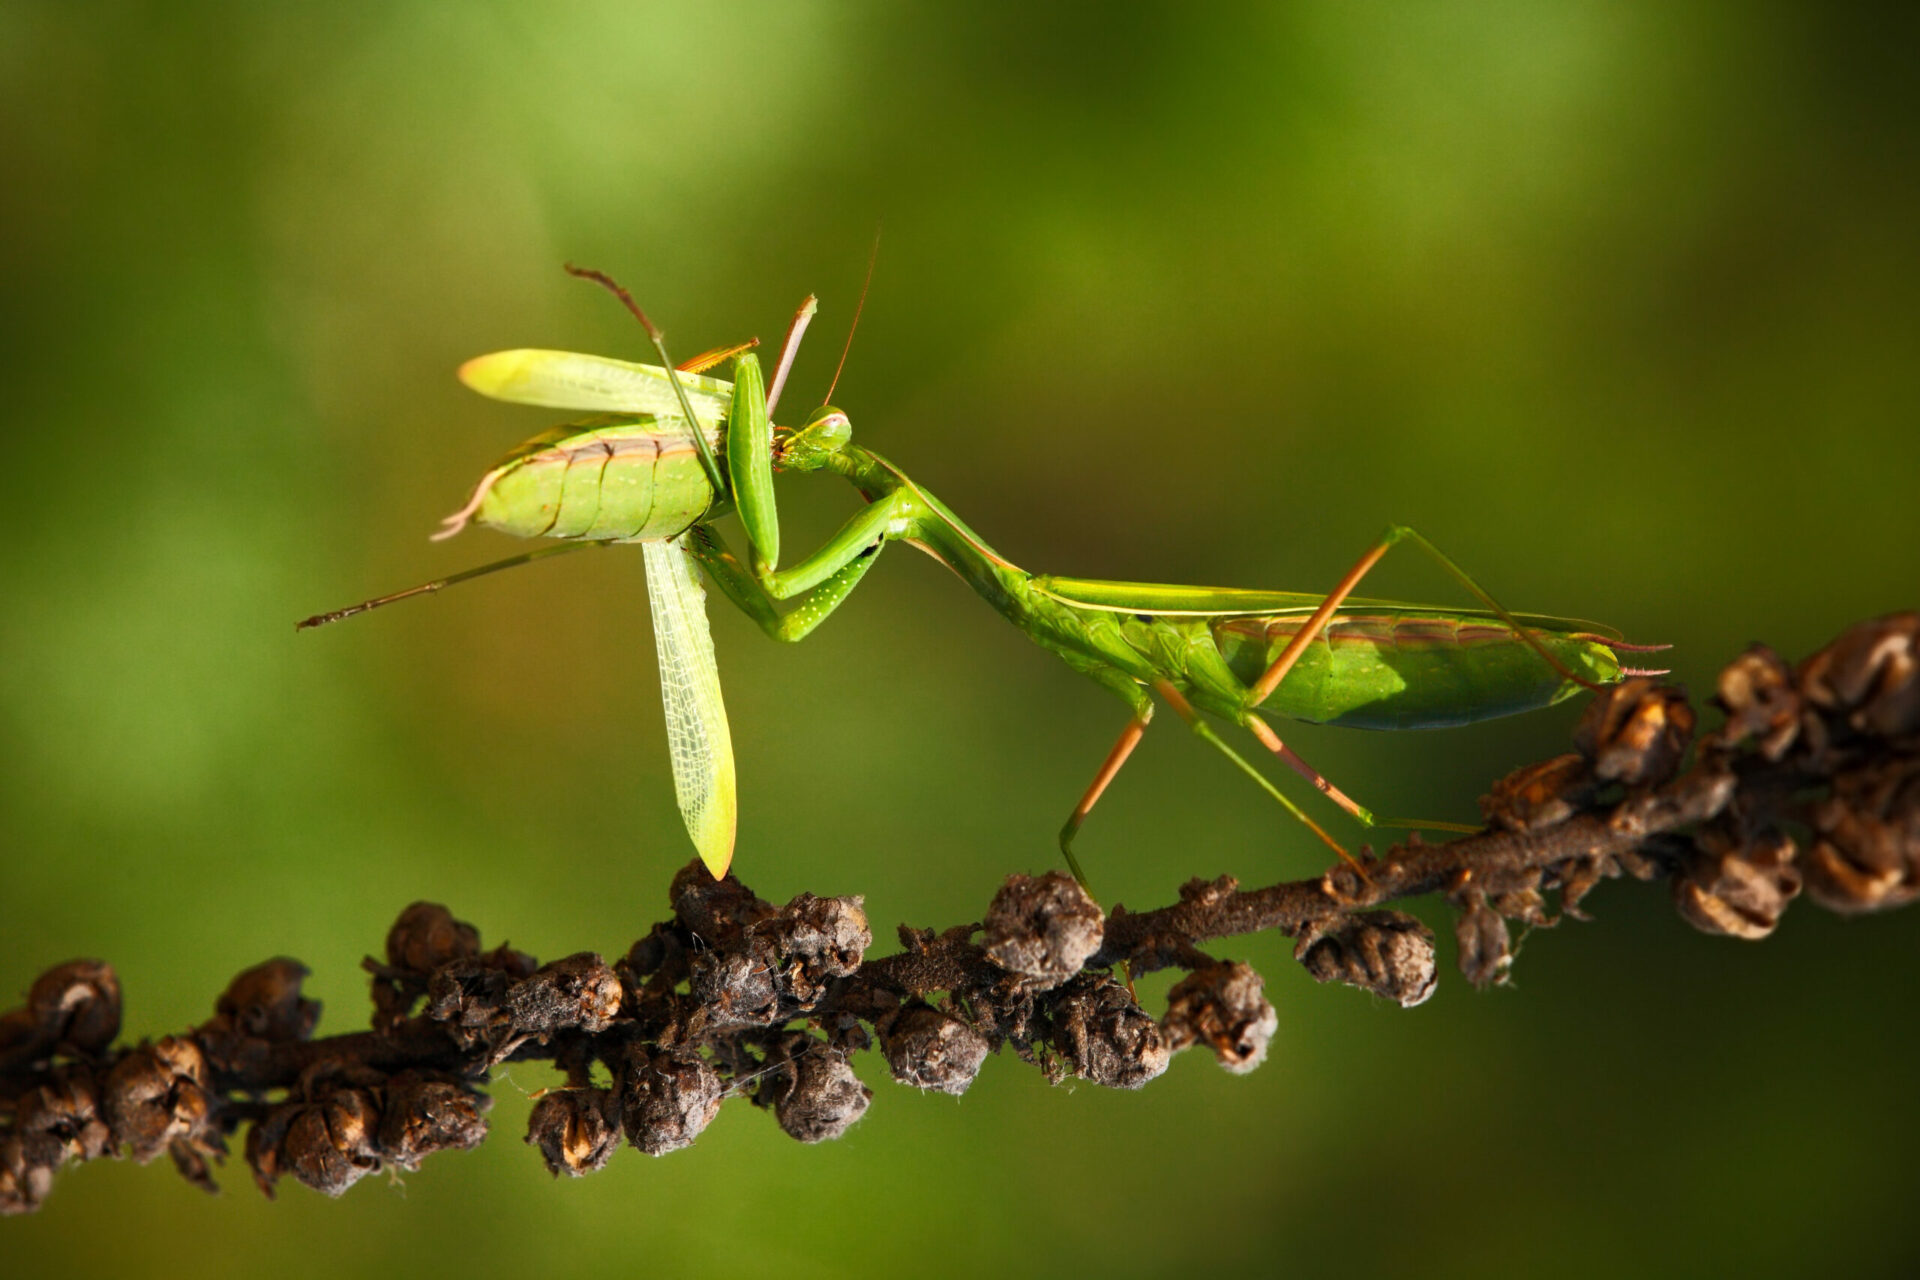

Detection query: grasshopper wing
(642, 536), (737, 878)
(460, 349), (734, 427)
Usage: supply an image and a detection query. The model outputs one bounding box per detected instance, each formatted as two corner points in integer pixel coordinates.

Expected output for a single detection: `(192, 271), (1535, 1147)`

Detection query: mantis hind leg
(1234, 522), (1591, 840)
(1243, 715), (1479, 837)
(1244, 524), (1604, 712)
(1150, 681), (1363, 873)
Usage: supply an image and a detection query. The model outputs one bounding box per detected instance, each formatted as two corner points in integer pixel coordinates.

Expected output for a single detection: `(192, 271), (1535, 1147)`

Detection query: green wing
(643, 536), (737, 878)
(461, 349), (734, 427)
(1034, 576), (1353, 615)
(1030, 574), (1619, 635)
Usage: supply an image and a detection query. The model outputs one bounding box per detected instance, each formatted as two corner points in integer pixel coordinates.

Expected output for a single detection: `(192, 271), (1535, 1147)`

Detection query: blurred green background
(4, 2), (1918, 1275)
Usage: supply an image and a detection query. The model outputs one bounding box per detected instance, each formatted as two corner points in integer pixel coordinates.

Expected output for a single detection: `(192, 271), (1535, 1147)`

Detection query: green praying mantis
(300, 265), (1662, 885)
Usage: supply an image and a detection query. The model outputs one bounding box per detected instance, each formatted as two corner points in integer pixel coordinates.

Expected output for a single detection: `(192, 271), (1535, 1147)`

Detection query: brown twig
(3, 614), (1915, 1214)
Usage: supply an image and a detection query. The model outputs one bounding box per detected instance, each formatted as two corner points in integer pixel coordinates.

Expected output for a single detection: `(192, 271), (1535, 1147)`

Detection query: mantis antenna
(824, 228), (881, 406)
(562, 264), (726, 498)
(295, 542), (610, 630)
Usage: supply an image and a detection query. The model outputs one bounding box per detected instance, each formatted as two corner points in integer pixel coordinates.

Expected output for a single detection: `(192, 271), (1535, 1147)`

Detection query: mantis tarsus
(300, 266), (1662, 885)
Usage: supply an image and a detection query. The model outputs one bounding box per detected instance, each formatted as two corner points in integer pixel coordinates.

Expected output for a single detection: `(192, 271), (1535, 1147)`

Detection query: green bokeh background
(5, 3), (1918, 1275)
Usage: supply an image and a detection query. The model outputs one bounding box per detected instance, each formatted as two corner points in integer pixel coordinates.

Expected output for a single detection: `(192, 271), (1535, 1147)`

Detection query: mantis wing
(642, 536), (737, 878)
(1033, 575), (1620, 635)
(461, 349), (734, 426)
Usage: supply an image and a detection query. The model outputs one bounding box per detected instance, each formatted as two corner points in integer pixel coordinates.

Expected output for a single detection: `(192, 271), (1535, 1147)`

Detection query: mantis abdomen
(468, 414), (720, 543)
(1208, 610), (1621, 729)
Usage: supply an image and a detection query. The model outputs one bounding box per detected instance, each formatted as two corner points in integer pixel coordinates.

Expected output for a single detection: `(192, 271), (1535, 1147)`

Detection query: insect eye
(802, 406), (853, 450)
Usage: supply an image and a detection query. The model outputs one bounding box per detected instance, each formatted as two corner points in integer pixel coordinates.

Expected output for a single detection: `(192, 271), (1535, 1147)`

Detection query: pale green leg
(756, 492), (912, 599)
(684, 524), (883, 644)
(1149, 679), (1362, 868)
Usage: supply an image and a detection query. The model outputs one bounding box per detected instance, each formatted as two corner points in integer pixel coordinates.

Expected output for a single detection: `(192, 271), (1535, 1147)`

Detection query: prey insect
(300, 266), (1662, 886)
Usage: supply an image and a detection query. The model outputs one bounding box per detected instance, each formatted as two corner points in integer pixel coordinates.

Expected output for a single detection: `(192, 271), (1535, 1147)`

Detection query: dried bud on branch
(1673, 819), (1801, 939)
(1712, 645), (1800, 760)
(526, 1087), (621, 1177)
(1045, 973), (1169, 1089)
(754, 1033), (871, 1143)
(620, 1045), (723, 1157)
(1295, 912), (1438, 1007)
(1481, 754), (1594, 832)
(1576, 679), (1696, 786)
(1161, 963), (1276, 1073)
(102, 1036), (217, 1166)
(1803, 758), (1920, 913)
(879, 1002), (991, 1095)
(982, 872), (1104, 986)
(1452, 891), (1514, 989)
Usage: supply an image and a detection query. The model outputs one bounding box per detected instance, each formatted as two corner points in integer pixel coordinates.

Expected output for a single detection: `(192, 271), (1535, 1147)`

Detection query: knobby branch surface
(4, 613), (1917, 1215)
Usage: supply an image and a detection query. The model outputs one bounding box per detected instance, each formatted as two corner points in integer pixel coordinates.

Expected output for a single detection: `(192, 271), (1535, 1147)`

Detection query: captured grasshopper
(301, 266), (1660, 884)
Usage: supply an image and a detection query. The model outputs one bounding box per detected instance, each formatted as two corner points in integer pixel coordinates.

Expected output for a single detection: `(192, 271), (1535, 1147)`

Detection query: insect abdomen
(1214, 612), (1622, 729)
(477, 414), (715, 543)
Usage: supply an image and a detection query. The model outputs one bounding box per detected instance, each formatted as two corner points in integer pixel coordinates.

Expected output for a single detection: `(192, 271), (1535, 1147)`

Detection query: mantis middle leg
(1056, 661), (1155, 892)
(1056, 657), (1360, 888)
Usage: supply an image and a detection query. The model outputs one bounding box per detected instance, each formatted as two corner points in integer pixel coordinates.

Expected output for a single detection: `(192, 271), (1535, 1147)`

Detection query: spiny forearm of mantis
(3, 613), (1914, 1213)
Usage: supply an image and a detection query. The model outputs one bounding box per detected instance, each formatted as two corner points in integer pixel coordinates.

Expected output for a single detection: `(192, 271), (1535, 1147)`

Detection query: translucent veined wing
(461, 349), (734, 427)
(642, 536), (737, 877)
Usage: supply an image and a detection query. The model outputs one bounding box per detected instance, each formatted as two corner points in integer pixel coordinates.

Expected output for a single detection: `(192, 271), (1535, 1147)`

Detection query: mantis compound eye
(781, 407), (853, 471)
(803, 406), (852, 448)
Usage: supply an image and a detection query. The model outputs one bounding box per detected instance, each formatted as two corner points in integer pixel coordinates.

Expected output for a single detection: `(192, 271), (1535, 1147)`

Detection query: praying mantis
(300, 266), (1660, 885)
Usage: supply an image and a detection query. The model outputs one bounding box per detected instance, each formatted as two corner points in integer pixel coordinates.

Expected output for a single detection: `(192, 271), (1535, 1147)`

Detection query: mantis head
(778, 405), (852, 472)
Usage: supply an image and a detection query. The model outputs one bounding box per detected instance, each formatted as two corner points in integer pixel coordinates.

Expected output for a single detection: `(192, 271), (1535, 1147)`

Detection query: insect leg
(564, 264), (726, 498)
(689, 472), (913, 636)
(1244, 716), (1479, 835)
(1056, 664), (1155, 892)
(676, 337), (759, 376)
(757, 492), (912, 599)
(682, 524), (882, 644)
(727, 353), (779, 570)
(295, 541), (611, 630)
(1151, 680), (1361, 871)
(1244, 524), (1602, 713)
(1243, 716), (1374, 823)
(763, 296), (818, 418)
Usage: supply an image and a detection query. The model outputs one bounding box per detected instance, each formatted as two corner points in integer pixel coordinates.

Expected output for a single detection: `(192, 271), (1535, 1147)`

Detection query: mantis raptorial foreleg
(684, 448), (924, 640)
(683, 523), (883, 644)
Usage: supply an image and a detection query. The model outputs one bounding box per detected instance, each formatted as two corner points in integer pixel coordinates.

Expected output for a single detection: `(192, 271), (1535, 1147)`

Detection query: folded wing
(642, 536), (737, 877)
(461, 349), (733, 427)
